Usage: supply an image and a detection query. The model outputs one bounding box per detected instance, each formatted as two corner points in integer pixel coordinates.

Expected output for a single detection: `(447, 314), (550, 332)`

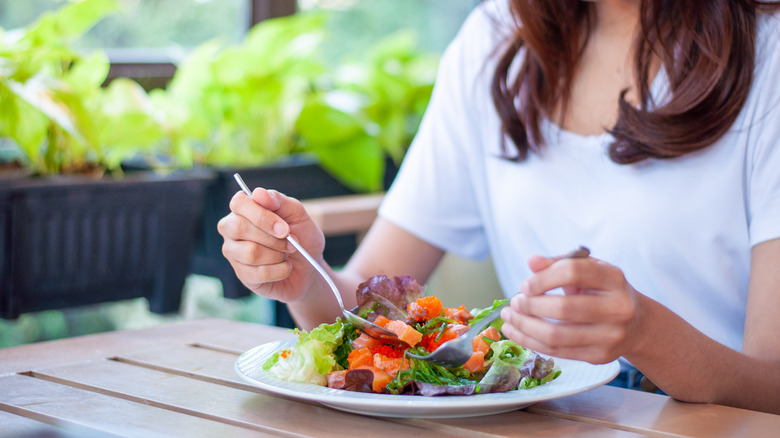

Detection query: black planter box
(0, 170), (212, 319)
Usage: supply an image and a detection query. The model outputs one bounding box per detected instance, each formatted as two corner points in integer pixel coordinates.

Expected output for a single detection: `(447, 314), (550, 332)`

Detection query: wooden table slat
(0, 319), (293, 376)
(109, 343), (715, 438)
(3, 319), (779, 437)
(116, 344), (246, 386)
(28, 357), (478, 438)
(0, 409), (94, 437)
(115, 344), (647, 437)
(0, 374), (276, 438)
(529, 385), (780, 438)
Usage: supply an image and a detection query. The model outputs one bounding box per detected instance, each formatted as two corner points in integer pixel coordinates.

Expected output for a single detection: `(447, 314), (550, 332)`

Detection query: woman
(218, 0), (780, 413)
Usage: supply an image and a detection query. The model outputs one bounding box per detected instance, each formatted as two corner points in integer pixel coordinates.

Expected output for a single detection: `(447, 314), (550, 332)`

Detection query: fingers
(502, 251), (639, 364)
(527, 255), (555, 273)
(221, 238), (288, 266)
(229, 190), (290, 239)
(521, 257), (625, 297)
(228, 256), (293, 293)
(499, 315), (619, 364)
(509, 292), (635, 324)
(500, 304), (627, 364)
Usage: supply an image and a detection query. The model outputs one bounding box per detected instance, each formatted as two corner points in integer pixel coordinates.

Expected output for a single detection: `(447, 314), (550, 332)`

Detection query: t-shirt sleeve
(378, 3), (505, 260)
(747, 13), (780, 247)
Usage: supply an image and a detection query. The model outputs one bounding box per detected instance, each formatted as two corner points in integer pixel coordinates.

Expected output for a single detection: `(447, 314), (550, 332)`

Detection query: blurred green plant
(153, 12), (438, 192)
(0, 0), (165, 175)
(297, 30), (437, 191)
(0, 1), (439, 191)
(149, 12), (327, 170)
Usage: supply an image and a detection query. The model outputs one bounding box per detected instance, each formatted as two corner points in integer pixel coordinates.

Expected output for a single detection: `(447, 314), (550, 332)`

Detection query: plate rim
(235, 339), (620, 418)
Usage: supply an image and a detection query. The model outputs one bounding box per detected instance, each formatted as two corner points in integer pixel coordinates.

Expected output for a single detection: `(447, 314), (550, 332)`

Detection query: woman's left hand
(500, 254), (643, 364)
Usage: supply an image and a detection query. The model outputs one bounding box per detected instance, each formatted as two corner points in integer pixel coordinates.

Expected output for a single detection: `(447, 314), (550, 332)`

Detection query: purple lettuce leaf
(355, 275), (424, 321)
(520, 353), (555, 379)
(327, 369), (375, 393)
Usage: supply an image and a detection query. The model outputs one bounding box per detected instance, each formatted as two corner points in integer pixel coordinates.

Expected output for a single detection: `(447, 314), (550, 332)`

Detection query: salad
(263, 275), (560, 396)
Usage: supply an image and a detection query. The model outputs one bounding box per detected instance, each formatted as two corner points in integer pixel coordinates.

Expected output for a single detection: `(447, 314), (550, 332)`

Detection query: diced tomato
(347, 347), (373, 369)
(384, 320), (423, 347)
(407, 296), (444, 323)
(444, 305), (473, 324)
(462, 351), (485, 373)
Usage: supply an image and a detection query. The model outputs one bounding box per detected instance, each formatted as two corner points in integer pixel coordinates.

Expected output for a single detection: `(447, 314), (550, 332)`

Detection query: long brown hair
(492, 0), (780, 163)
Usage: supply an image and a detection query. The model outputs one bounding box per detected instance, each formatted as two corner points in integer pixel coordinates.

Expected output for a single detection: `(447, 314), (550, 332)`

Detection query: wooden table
(1, 319), (778, 437)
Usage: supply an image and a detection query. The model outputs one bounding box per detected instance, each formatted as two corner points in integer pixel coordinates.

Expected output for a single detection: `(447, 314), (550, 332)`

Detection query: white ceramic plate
(235, 339), (620, 418)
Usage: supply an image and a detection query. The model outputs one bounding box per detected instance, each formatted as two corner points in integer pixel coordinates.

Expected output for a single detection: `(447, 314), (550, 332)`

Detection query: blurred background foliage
(0, 0), (477, 348)
(0, 0), (475, 59)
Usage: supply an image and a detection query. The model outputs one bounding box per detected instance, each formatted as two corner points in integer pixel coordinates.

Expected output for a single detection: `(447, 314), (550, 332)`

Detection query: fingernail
(273, 222), (287, 238)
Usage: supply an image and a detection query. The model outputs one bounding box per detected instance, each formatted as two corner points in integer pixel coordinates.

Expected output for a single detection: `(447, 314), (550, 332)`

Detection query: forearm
(626, 294), (780, 414)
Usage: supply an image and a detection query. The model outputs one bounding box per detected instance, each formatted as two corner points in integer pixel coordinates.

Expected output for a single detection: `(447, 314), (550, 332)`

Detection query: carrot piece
(462, 351), (485, 373)
(347, 347), (373, 369)
(384, 320), (423, 347)
(373, 314), (390, 327)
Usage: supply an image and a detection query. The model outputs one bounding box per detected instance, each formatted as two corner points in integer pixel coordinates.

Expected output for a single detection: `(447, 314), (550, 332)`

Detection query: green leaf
(296, 101), (364, 144)
(4, 75), (83, 143)
(53, 0), (119, 40)
(0, 85), (48, 165)
(311, 134), (384, 193)
(64, 50), (110, 92)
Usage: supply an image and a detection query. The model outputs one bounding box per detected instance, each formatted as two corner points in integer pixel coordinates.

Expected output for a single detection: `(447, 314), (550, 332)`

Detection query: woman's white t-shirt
(379, 0), (780, 353)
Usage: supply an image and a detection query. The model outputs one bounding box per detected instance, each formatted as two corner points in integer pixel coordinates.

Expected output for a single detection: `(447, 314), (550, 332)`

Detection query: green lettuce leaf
(264, 320), (347, 386)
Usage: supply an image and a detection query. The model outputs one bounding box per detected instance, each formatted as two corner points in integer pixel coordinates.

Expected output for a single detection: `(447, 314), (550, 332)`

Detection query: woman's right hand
(217, 187), (326, 303)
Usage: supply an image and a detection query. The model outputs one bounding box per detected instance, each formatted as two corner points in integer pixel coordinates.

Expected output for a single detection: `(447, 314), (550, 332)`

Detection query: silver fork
(405, 246), (591, 367)
(233, 173), (399, 342)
